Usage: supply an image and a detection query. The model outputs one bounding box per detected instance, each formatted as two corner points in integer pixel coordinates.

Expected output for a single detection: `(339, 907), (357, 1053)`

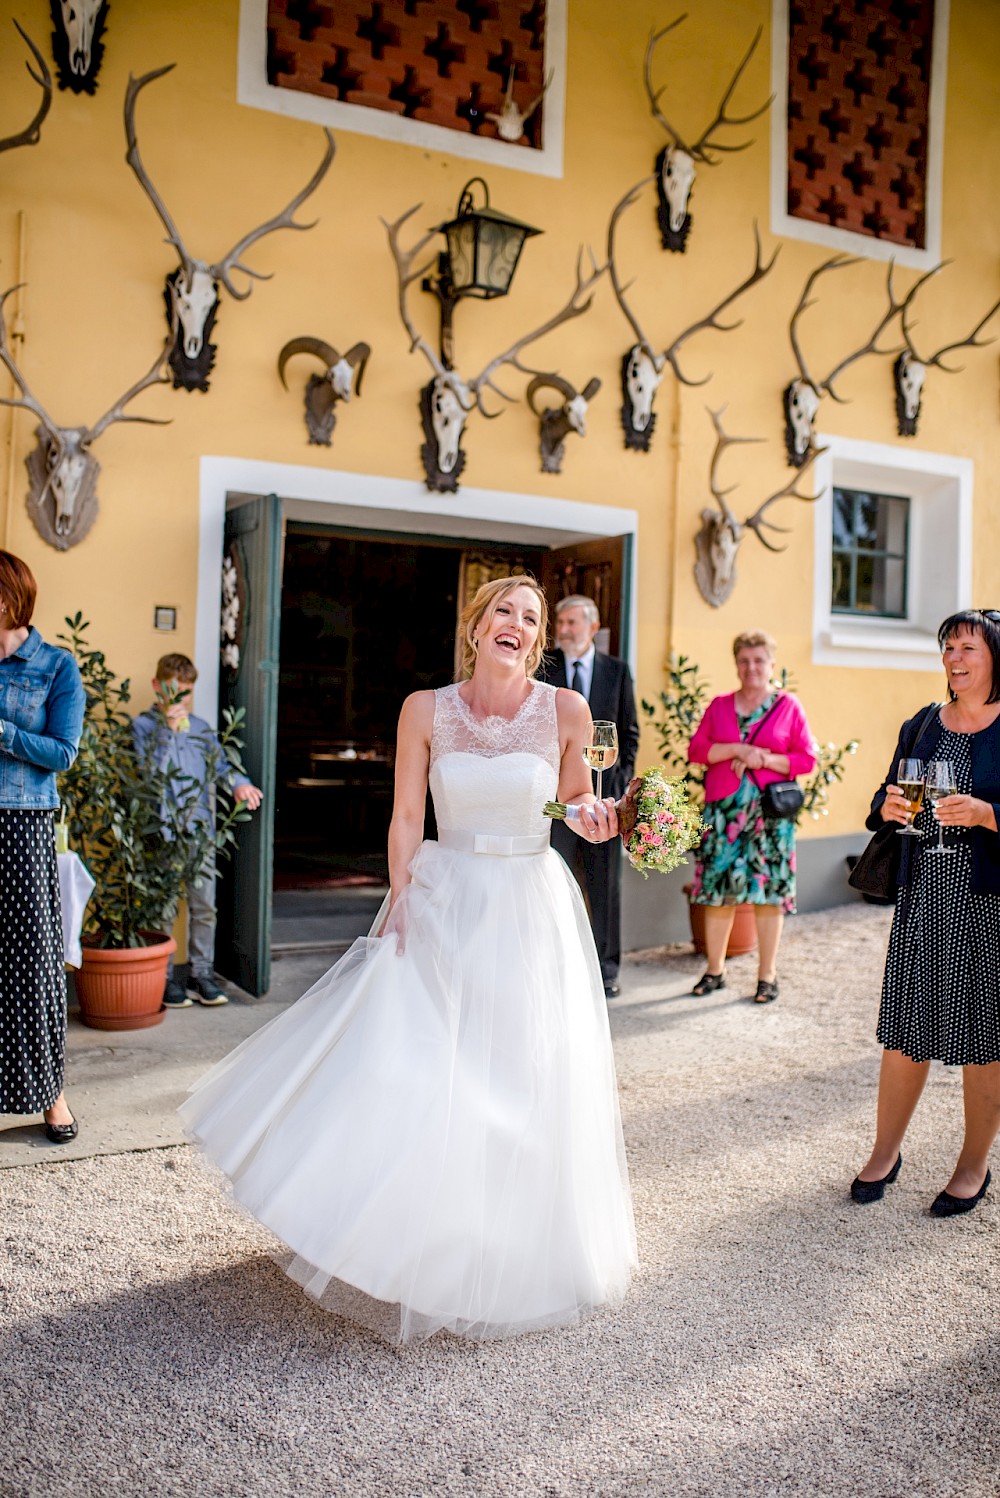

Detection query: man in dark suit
(539, 595), (640, 998)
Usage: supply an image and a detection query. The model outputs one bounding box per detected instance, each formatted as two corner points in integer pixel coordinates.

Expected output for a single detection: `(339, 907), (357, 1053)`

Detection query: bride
(180, 575), (637, 1342)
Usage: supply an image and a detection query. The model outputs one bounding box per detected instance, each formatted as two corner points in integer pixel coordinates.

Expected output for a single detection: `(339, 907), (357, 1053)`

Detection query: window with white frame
(812, 435), (972, 672)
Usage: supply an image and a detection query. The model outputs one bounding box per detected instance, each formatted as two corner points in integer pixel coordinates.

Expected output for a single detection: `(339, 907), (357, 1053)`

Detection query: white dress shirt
(563, 644), (596, 701)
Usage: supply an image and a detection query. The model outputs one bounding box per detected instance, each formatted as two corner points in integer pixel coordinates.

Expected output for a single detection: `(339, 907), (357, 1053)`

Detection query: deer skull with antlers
(125, 65), (335, 393)
(277, 337), (372, 446)
(892, 264), (1000, 437)
(1, 23), (52, 154)
(695, 407), (820, 608)
(644, 16), (772, 253)
(485, 67), (553, 144)
(51, 0), (109, 96)
(783, 257), (906, 467)
(526, 374), (601, 474)
(608, 178), (778, 451)
(383, 204), (604, 492)
(0, 286), (170, 550)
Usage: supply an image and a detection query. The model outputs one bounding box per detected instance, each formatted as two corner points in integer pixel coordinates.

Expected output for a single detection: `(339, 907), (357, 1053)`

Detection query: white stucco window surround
(811, 434), (973, 672)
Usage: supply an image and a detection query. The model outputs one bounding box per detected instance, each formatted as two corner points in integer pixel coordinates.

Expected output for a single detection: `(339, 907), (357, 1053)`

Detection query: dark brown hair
(937, 610), (1000, 704)
(155, 652), (198, 684)
(0, 550), (38, 629)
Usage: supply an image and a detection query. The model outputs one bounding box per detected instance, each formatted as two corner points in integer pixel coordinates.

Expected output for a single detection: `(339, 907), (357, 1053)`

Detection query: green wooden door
(215, 494), (284, 995)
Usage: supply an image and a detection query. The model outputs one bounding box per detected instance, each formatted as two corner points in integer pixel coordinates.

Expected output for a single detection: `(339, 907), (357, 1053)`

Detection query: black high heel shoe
(43, 1115), (78, 1144)
(930, 1168), (991, 1217)
(692, 971), (726, 997)
(850, 1153), (902, 1204)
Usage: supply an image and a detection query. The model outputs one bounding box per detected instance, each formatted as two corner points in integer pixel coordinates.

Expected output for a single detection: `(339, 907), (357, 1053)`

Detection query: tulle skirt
(180, 840), (637, 1343)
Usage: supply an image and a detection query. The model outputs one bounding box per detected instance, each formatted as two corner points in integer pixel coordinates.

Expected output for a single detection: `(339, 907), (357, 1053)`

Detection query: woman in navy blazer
(851, 609), (1000, 1217)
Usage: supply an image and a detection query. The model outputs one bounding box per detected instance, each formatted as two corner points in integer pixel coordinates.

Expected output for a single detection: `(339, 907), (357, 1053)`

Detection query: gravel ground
(2, 904), (998, 1498)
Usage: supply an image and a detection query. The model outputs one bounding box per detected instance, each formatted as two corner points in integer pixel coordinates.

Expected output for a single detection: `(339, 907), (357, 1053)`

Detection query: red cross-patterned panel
(786, 0), (934, 249)
(266, 1), (549, 151)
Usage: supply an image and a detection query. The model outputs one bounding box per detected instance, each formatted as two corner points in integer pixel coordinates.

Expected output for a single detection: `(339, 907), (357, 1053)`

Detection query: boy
(133, 653), (262, 1008)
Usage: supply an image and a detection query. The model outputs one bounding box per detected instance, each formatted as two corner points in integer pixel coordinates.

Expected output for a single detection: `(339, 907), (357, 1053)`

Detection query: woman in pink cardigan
(687, 630), (816, 1002)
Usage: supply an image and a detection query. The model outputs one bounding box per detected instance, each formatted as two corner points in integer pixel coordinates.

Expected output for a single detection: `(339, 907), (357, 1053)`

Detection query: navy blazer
(537, 650), (640, 801)
(866, 703), (1000, 894)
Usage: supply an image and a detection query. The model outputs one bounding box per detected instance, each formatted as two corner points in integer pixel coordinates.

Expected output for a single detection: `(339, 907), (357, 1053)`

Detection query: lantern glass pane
(475, 219), (526, 295)
(446, 220), (477, 292)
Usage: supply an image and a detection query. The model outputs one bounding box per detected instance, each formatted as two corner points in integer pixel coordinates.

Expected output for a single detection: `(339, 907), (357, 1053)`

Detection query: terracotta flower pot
(76, 932), (176, 1031)
(683, 887), (758, 957)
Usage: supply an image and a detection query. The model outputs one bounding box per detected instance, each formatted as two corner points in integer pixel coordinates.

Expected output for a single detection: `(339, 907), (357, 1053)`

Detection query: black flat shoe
(850, 1153), (902, 1204)
(754, 979), (779, 1003)
(43, 1117), (78, 1144)
(692, 971), (726, 997)
(930, 1168), (991, 1217)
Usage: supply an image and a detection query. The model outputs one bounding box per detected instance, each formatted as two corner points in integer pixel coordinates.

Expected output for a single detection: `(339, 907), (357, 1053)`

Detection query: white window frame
(769, 0), (949, 270)
(237, 0), (567, 179)
(811, 433), (972, 672)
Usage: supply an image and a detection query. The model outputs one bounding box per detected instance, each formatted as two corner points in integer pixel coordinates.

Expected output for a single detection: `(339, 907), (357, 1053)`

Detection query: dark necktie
(571, 659), (585, 697)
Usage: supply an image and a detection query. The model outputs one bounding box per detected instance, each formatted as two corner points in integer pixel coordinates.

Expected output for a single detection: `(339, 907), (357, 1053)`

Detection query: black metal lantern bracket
(422, 177), (541, 370)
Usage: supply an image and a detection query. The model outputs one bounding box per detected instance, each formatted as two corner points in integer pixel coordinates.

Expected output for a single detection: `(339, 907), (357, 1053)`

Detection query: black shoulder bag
(847, 702), (941, 900)
(745, 696), (805, 822)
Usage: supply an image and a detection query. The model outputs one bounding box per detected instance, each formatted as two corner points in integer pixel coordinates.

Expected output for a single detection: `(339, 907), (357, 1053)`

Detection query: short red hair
(0, 550), (37, 629)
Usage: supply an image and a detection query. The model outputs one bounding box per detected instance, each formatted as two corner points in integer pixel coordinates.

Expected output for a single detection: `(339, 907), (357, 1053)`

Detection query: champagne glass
(584, 721), (618, 801)
(924, 760), (958, 854)
(896, 758), (925, 837)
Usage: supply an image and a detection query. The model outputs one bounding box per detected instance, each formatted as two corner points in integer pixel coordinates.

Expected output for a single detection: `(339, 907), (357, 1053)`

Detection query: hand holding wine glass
(584, 720), (619, 802)
(896, 758), (925, 837)
(925, 760), (958, 854)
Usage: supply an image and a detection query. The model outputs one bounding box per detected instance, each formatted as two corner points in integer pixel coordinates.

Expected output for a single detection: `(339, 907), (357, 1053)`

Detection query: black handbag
(847, 702), (941, 900)
(745, 697), (805, 821)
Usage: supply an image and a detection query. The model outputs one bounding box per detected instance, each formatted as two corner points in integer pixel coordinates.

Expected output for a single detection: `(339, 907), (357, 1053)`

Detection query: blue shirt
(132, 709), (250, 825)
(0, 627), (85, 810)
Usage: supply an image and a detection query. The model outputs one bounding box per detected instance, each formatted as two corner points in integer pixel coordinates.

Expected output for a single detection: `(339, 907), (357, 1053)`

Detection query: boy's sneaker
(187, 975), (228, 1007)
(163, 978), (192, 1009)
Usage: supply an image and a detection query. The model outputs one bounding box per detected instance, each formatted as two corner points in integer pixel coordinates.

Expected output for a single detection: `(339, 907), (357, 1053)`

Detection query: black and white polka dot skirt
(878, 727), (1000, 1066)
(0, 809), (67, 1114)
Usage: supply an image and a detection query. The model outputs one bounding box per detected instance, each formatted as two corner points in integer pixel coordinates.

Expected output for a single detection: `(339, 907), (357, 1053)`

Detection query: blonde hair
(457, 575), (549, 681)
(732, 629), (776, 660)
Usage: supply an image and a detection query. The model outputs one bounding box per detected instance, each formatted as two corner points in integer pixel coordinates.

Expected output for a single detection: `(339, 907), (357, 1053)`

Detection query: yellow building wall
(1, 0), (999, 842)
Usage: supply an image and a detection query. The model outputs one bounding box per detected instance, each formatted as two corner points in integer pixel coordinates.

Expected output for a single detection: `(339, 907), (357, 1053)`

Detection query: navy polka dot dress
(878, 725), (1000, 1065)
(0, 809), (67, 1114)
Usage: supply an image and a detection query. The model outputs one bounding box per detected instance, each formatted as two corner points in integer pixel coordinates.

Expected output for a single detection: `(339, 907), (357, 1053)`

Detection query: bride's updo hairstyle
(458, 574), (549, 681)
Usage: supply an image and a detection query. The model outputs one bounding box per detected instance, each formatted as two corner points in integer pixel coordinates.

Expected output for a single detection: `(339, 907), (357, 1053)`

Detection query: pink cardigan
(688, 692), (817, 804)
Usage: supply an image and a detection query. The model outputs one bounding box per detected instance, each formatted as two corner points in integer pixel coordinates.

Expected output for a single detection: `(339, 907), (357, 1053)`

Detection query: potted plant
(57, 614), (251, 1030)
(641, 657), (859, 956)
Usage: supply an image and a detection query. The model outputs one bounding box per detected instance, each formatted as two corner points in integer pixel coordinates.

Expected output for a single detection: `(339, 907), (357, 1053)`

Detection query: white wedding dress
(180, 681), (636, 1342)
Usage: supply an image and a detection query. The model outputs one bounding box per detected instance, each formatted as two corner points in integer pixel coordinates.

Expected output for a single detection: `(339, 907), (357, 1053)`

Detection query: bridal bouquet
(544, 768), (703, 876)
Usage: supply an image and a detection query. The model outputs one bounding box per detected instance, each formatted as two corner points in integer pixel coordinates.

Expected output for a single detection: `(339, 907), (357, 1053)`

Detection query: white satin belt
(437, 829), (550, 857)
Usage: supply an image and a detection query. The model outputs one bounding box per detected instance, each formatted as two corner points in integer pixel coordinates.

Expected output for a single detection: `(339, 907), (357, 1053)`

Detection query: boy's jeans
(163, 863), (217, 980)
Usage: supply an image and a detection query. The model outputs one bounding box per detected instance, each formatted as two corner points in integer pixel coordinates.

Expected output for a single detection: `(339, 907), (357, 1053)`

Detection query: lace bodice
(429, 682), (561, 838)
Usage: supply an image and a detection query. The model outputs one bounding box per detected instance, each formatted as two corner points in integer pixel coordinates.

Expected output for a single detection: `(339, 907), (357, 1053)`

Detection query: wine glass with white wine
(896, 758), (925, 837)
(584, 721), (619, 802)
(924, 760), (958, 854)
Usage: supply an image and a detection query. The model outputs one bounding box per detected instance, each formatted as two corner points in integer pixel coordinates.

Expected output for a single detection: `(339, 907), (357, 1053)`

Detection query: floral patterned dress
(689, 693), (797, 911)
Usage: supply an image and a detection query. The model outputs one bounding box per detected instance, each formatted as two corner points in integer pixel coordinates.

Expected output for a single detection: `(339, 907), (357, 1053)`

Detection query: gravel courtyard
(2, 903), (997, 1498)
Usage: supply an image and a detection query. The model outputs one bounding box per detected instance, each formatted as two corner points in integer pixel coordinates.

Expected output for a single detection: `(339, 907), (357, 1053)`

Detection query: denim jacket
(0, 627), (86, 810)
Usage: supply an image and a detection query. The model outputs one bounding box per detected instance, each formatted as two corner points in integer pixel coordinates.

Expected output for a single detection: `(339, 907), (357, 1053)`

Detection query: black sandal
(692, 971), (726, 996)
(754, 979), (779, 1003)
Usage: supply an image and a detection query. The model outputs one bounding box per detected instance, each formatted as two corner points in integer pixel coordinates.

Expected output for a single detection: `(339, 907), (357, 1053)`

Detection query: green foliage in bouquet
(641, 656), (858, 824)
(57, 614), (251, 949)
(617, 769), (703, 877)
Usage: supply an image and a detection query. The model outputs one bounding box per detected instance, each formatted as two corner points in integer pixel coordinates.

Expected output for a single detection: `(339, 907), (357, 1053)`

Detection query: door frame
(193, 458), (638, 719)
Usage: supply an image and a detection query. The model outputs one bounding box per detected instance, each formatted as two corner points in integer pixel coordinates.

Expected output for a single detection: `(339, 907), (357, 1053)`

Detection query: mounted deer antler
(124, 65), (335, 391)
(608, 178), (778, 450)
(383, 204), (604, 491)
(695, 406), (820, 607)
(892, 263), (1000, 436)
(486, 66), (554, 143)
(0, 284), (170, 550)
(278, 337), (372, 446)
(644, 15), (772, 251)
(784, 257), (904, 465)
(1, 22), (53, 154)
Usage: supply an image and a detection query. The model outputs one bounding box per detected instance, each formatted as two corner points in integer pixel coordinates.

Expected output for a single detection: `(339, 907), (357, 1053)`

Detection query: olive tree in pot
(57, 615), (251, 1030)
(641, 657), (859, 956)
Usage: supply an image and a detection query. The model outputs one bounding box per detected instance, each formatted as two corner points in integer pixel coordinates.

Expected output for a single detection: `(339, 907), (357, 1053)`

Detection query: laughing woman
(0, 551), (85, 1143)
(852, 609), (1000, 1216)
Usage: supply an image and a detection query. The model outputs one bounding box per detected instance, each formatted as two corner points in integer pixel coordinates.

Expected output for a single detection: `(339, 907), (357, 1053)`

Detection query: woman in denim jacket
(0, 551), (85, 1143)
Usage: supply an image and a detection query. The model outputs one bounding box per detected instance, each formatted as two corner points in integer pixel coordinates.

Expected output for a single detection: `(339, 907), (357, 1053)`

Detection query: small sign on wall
(153, 606), (177, 632)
